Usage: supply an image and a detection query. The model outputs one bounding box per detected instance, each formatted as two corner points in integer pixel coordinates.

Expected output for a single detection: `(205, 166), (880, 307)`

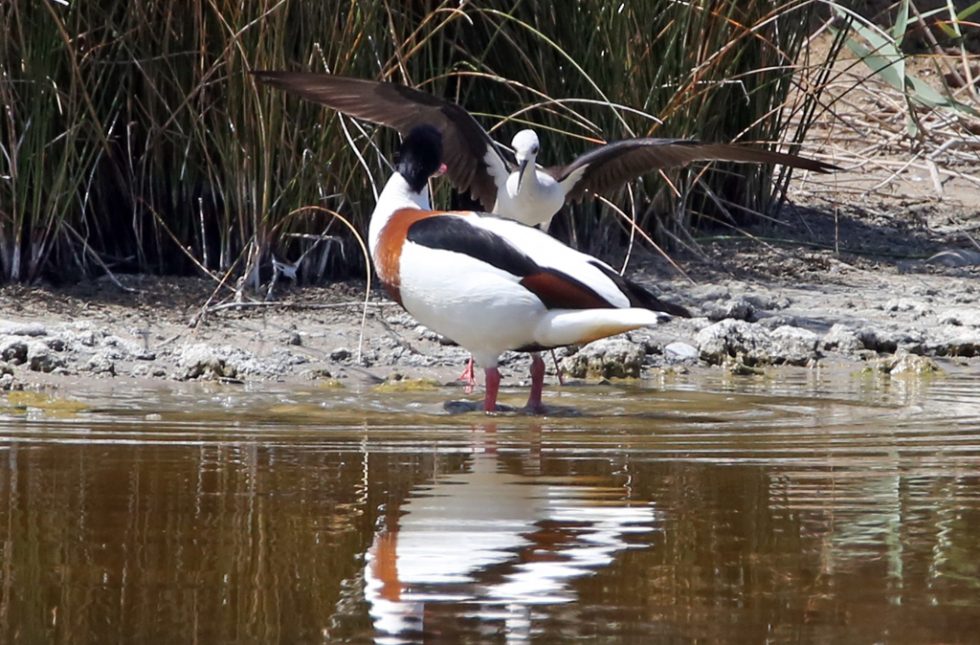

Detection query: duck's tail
(534, 308), (661, 348)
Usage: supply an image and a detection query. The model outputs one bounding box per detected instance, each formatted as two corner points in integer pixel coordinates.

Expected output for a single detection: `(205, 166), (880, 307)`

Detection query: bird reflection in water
(363, 424), (658, 643)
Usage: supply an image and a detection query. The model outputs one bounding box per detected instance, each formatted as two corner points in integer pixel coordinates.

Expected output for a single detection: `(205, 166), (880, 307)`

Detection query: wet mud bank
(1, 245), (977, 397)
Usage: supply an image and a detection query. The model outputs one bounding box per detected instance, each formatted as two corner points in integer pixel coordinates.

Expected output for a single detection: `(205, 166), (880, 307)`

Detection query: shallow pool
(2, 367), (979, 642)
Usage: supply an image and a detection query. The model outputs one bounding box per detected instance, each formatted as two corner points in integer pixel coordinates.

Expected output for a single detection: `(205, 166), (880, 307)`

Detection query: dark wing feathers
(253, 72), (838, 215)
(251, 71), (508, 210)
(406, 217), (616, 310)
(588, 260), (691, 317)
(519, 270), (613, 310)
(550, 138), (839, 203)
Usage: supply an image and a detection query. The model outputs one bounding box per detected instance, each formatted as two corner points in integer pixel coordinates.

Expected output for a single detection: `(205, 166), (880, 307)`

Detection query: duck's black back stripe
(407, 216), (538, 277)
(406, 216), (614, 310)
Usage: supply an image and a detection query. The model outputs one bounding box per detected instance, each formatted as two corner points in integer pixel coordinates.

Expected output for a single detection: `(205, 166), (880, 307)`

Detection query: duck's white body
(372, 174), (657, 367)
(399, 239), (659, 366)
(369, 127), (676, 412)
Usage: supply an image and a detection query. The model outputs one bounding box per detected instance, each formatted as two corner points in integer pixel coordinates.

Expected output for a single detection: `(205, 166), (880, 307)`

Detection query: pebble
(664, 341), (699, 364)
(0, 337), (29, 364)
(769, 326), (820, 366)
(928, 327), (980, 357)
(27, 341), (67, 373)
(937, 309), (980, 327)
(822, 324), (864, 354)
(706, 296), (756, 322)
(884, 298), (922, 313)
(562, 338), (644, 378)
(84, 352), (116, 375)
(175, 343), (266, 380)
(925, 248), (980, 267)
(0, 373), (17, 391)
(697, 320), (820, 366)
(0, 321), (48, 337)
(888, 353), (941, 375)
(696, 320), (773, 366)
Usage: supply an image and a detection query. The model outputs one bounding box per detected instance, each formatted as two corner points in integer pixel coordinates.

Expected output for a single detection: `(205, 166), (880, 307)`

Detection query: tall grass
(0, 0), (840, 286)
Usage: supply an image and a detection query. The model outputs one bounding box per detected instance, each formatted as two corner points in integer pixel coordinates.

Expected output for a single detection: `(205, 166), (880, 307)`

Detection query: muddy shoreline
(2, 201), (977, 398)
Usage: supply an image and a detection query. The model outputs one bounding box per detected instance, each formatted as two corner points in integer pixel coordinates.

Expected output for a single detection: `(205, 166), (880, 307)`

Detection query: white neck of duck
(369, 173), (430, 255)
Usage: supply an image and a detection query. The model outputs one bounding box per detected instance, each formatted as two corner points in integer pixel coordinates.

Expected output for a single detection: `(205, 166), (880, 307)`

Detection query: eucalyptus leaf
(834, 1), (980, 120)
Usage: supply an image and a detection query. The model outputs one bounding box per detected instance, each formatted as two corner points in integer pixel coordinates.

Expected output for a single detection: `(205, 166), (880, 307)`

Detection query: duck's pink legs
(525, 353), (546, 414)
(550, 349), (565, 386)
(459, 357), (476, 394)
(483, 367), (501, 413)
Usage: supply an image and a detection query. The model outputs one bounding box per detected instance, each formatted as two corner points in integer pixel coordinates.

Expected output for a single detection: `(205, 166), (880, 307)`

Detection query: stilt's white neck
(499, 164), (563, 227)
(516, 161), (542, 198)
(369, 173), (430, 256)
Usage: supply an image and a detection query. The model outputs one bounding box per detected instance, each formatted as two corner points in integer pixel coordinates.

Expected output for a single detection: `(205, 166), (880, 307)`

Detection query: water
(2, 368), (980, 642)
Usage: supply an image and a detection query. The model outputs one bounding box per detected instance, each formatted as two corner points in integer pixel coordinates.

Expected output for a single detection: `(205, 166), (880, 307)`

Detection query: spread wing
(548, 138), (839, 203)
(252, 71), (511, 210)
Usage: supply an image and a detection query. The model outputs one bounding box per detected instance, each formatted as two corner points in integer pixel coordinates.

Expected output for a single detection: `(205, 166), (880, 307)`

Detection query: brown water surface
(2, 369), (980, 642)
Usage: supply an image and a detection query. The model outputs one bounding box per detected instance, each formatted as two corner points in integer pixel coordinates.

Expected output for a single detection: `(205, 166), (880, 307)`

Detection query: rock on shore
(0, 265), (977, 391)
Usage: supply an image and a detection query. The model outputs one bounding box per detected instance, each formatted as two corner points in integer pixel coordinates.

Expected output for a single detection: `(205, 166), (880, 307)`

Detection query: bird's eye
(532, 145), (539, 154)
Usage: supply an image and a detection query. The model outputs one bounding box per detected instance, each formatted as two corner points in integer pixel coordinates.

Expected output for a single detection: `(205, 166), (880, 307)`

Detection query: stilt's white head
(511, 129), (540, 191)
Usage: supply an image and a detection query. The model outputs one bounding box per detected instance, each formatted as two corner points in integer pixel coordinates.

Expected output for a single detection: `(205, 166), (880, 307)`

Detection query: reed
(1, 0), (851, 285)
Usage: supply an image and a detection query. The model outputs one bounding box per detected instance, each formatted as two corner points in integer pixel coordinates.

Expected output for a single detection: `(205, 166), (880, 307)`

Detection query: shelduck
(253, 71), (839, 230)
(370, 125), (689, 413)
